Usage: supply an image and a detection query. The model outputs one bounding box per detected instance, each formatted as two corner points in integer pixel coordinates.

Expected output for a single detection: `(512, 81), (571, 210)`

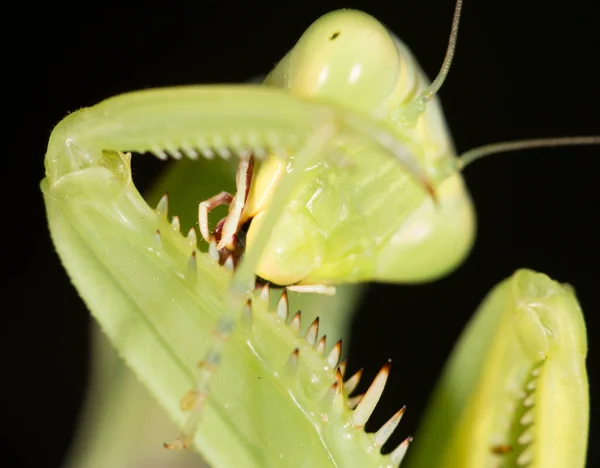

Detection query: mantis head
(286, 9), (401, 113)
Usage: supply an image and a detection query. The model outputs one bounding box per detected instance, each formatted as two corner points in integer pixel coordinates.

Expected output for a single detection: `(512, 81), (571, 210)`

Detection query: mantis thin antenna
(458, 136), (600, 169)
(421, 0), (463, 102)
(398, 0), (463, 124)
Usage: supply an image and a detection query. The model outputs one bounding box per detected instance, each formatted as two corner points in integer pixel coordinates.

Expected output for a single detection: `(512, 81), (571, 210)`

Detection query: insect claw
(389, 436), (412, 465)
(216, 158), (253, 250)
(198, 192), (234, 244)
(374, 406), (406, 447)
(351, 361), (392, 428)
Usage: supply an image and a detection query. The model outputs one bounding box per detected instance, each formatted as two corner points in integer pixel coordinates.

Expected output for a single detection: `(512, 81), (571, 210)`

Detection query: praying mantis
(41, 0), (596, 467)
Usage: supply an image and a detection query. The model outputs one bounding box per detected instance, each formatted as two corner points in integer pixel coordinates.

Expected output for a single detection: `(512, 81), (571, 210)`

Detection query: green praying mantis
(42, 0), (595, 467)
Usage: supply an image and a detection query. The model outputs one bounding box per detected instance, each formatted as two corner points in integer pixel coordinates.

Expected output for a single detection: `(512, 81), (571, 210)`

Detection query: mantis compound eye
(288, 9), (401, 113)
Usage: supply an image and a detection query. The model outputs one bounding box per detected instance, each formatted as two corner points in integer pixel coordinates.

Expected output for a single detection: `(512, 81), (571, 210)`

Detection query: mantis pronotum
(41, 0), (595, 466)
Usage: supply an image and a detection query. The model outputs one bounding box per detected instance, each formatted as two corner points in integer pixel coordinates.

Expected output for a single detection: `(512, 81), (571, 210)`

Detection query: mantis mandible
(40, 0), (595, 464)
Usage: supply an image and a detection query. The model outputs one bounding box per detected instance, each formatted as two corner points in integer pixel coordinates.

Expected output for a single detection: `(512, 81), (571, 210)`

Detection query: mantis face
(212, 9), (476, 288)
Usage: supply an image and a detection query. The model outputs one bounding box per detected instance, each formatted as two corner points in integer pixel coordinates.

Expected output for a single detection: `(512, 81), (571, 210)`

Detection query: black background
(4, 0), (599, 466)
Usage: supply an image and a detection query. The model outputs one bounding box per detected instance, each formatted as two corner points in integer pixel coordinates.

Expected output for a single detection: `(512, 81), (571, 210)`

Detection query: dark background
(4, 0), (599, 466)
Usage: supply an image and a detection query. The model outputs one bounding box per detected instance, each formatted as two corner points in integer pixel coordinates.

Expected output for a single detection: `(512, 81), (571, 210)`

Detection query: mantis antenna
(457, 136), (600, 169)
(419, 0), (600, 172)
(422, 0), (463, 101)
(399, 0), (463, 124)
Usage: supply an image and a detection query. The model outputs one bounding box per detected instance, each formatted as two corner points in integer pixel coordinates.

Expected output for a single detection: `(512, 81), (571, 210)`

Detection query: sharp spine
(277, 291), (288, 320)
(187, 227), (198, 248)
(166, 146), (183, 159)
(344, 369), (363, 395)
(254, 146), (267, 158)
(347, 394), (364, 410)
(156, 193), (168, 218)
(390, 436), (412, 465)
(305, 318), (319, 346)
(171, 215), (180, 232)
(224, 256), (234, 272)
(182, 144), (198, 159)
(351, 361), (391, 428)
(520, 409), (535, 426)
(327, 340), (342, 369)
(316, 335), (327, 355)
(321, 369), (343, 408)
(217, 147), (232, 159)
(188, 251), (197, 278)
(374, 407), (406, 447)
(259, 283), (270, 303)
(208, 240), (219, 261)
(152, 146), (168, 160)
(241, 300), (253, 329)
(338, 360), (347, 377)
(516, 447), (533, 465)
(202, 148), (215, 159)
(518, 427), (534, 445)
(287, 348), (299, 372)
(290, 311), (302, 334)
(334, 368), (343, 395)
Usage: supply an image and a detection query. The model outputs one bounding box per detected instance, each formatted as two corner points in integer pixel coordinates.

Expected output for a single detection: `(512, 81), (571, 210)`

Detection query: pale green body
(41, 7), (589, 468)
